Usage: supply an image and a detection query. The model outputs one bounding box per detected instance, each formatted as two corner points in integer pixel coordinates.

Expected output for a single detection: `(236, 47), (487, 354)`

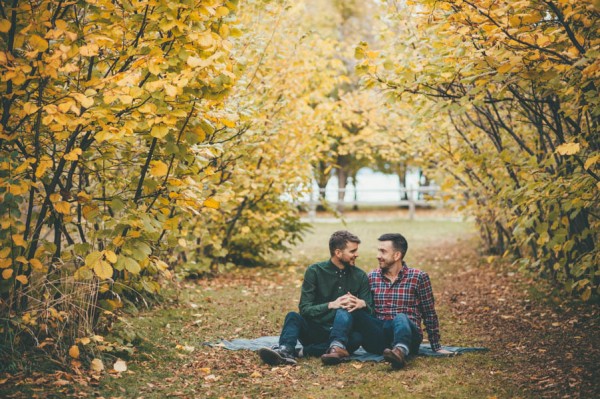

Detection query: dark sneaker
(383, 347), (407, 369)
(258, 346), (297, 366)
(320, 346), (350, 365)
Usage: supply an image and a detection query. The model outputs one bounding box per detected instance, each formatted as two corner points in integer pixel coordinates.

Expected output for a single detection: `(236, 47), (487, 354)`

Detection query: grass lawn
(2, 219), (533, 398)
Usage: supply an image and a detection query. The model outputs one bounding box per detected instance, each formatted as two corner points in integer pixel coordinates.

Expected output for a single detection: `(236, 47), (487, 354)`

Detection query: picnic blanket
(212, 336), (487, 362)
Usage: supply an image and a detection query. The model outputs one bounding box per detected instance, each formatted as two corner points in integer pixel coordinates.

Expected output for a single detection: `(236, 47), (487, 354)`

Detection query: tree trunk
(337, 167), (347, 213)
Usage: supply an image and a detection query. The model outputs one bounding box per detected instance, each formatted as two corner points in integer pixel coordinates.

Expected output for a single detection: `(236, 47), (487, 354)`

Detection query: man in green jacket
(258, 230), (374, 366)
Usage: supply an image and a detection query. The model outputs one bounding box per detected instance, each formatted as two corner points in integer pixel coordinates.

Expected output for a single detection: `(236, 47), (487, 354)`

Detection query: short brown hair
(329, 230), (361, 256)
(378, 233), (408, 257)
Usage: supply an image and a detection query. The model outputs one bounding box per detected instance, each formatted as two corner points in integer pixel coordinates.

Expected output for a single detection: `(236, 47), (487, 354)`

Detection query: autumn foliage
(0, 0), (315, 358)
(357, 0), (599, 300)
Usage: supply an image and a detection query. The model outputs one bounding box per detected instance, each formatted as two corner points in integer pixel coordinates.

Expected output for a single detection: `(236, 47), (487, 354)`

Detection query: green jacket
(298, 260), (374, 328)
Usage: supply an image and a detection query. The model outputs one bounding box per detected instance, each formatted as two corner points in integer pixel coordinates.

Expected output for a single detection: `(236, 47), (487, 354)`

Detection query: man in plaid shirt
(346, 233), (453, 369)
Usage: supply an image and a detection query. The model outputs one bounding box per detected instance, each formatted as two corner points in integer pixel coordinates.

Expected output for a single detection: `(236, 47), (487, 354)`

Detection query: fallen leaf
(113, 359), (127, 372)
(69, 345), (80, 359)
(90, 358), (104, 372)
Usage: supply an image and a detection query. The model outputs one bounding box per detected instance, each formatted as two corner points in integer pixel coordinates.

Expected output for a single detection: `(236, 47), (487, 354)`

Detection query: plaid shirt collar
(377, 262), (408, 284)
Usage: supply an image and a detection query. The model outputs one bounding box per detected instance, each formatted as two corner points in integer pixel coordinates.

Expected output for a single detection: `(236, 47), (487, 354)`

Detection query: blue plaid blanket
(212, 336), (487, 361)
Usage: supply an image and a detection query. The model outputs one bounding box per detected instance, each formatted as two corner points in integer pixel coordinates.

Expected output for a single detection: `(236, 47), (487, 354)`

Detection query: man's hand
(328, 294), (348, 310)
(328, 293), (363, 311)
(341, 292), (366, 312)
(435, 348), (454, 355)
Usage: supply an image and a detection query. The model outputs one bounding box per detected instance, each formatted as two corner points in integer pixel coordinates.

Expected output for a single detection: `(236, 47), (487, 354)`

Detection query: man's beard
(341, 258), (355, 268)
(380, 259), (394, 271)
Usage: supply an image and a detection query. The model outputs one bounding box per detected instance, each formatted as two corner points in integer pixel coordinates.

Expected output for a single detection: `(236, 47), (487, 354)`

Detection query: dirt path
(438, 244), (600, 398)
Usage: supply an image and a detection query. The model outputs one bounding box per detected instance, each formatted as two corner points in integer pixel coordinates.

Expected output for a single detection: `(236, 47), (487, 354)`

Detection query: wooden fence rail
(302, 186), (441, 220)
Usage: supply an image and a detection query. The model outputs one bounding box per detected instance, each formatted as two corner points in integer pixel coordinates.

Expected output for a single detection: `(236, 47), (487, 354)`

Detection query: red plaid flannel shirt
(368, 263), (441, 350)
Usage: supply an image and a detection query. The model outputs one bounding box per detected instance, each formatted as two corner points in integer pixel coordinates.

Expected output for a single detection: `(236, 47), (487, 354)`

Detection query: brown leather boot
(320, 345), (350, 365)
(383, 347), (407, 369)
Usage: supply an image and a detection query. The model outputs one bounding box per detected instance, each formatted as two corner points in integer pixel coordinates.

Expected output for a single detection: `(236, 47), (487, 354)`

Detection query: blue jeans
(351, 310), (422, 356)
(278, 311), (362, 357)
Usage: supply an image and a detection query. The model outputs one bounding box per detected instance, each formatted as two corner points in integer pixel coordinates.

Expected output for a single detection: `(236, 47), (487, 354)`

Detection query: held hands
(328, 292), (366, 312)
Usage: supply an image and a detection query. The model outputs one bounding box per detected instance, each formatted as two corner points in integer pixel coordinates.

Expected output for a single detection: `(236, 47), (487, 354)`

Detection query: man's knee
(284, 311), (303, 323)
(393, 313), (410, 324)
(335, 308), (351, 317)
(351, 309), (369, 320)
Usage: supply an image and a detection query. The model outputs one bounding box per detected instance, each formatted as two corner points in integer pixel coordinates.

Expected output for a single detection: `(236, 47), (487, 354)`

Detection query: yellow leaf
(220, 118), (236, 128)
(164, 84), (177, 97)
(79, 337), (91, 345)
(90, 358), (104, 372)
(77, 191), (92, 203)
(148, 59), (163, 75)
(82, 204), (99, 219)
(192, 125), (206, 141)
(215, 6), (230, 17)
(36, 156), (53, 178)
(15, 275), (28, 284)
(69, 345), (80, 359)
(581, 287), (591, 301)
(12, 234), (26, 247)
(85, 251), (103, 267)
(64, 148), (82, 161)
(79, 43), (99, 57)
(29, 34), (48, 52)
(187, 56), (209, 68)
(556, 142), (580, 155)
(198, 32), (215, 49)
(0, 248), (10, 258)
(104, 299), (123, 310)
(150, 125), (170, 139)
(203, 198), (220, 209)
(30, 258), (43, 271)
(71, 93), (94, 108)
(0, 19), (11, 33)
(536, 34), (552, 47)
(104, 250), (117, 264)
(150, 160), (168, 177)
(22, 102), (40, 115)
(50, 193), (61, 202)
(2, 269), (13, 279)
(93, 260), (113, 280)
(584, 155), (599, 170)
(497, 63), (512, 74)
(54, 201), (71, 215)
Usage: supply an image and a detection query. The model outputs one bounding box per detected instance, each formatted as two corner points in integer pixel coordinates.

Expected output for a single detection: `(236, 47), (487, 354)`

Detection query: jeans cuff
(394, 344), (409, 356)
(330, 340), (346, 350)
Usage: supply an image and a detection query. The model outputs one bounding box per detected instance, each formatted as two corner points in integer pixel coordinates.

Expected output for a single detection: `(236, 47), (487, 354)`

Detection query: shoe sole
(258, 348), (297, 366)
(383, 351), (406, 369)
